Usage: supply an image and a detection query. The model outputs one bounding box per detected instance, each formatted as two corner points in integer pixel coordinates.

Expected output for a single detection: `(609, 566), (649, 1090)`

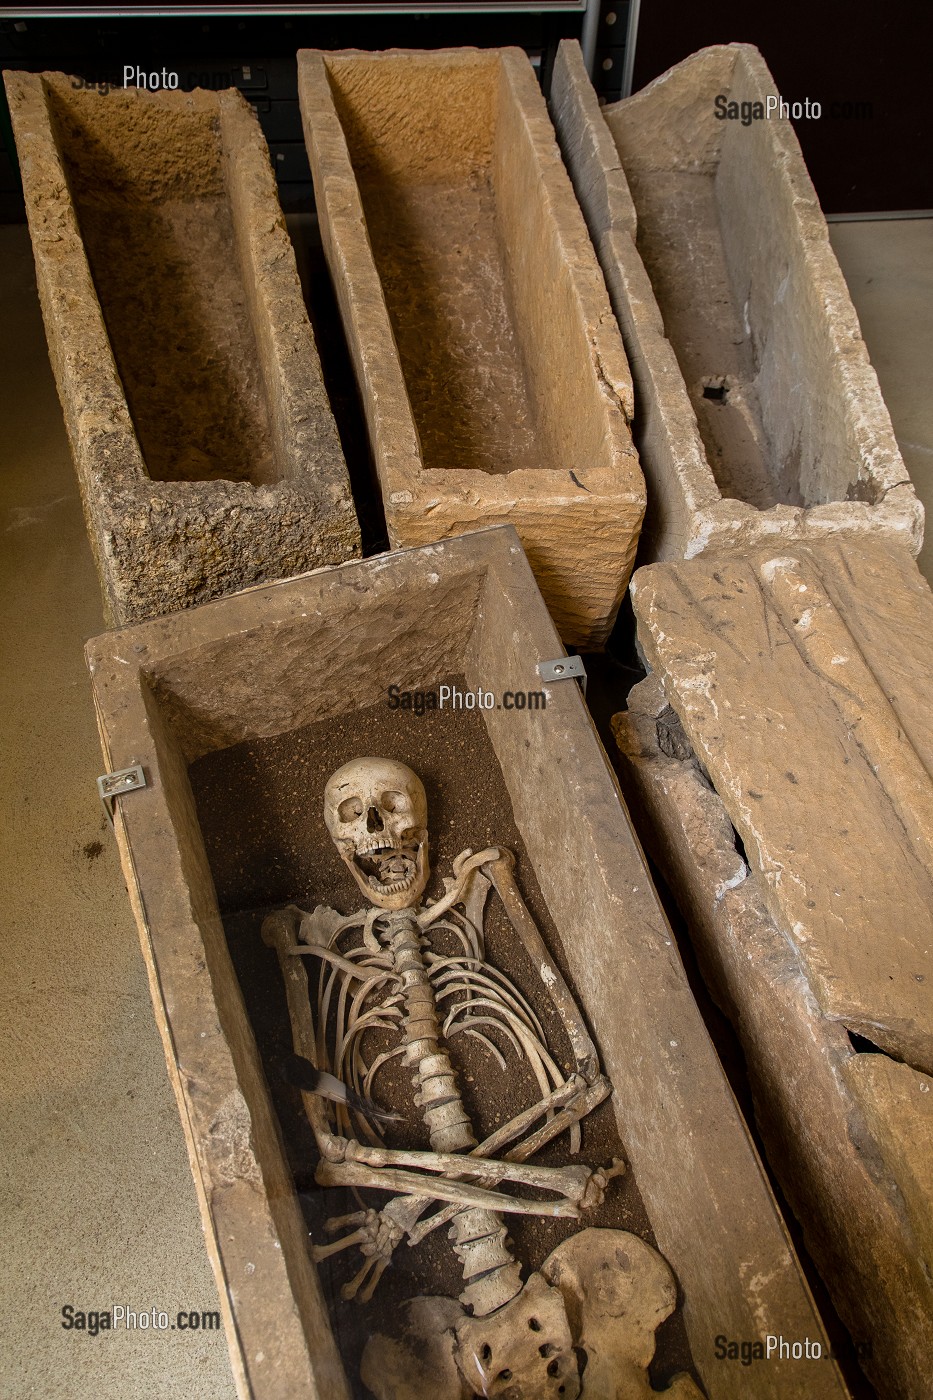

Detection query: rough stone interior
(298, 49), (643, 651)
(630, 171), (792, 508)
(323, 53), (596, 477)
(46, 79), (277, 486)
(354, 178), (540, 476)
(607, 46), (877, 511)
(550, 40), (920, 565)
(188, 682), (699, 1397)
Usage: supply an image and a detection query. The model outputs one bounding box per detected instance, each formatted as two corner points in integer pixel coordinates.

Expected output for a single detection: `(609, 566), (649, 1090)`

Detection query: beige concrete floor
(829, 218), (933, 582)
(0, 215), (930, 1398)
(0, 225), (236, 1398)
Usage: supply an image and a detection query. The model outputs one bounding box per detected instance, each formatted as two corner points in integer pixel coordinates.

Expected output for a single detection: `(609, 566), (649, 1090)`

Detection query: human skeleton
(262, 758), (701, 1399)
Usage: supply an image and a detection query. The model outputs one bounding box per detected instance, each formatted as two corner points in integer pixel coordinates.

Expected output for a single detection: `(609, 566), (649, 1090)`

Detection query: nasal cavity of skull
(366, 805), (384, 833)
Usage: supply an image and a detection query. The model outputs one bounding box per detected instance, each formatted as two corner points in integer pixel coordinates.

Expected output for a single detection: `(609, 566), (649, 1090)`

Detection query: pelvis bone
(361, 1230), (703, 1400)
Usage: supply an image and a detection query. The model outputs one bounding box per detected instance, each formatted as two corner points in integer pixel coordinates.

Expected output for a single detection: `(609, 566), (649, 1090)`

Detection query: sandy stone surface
(298, 47), (645, 650)
(4, 71), (360, 625)
(630, 539), (933, 1072)
(614, 541), (933, 1397)
(842, 1056), (933, 1269)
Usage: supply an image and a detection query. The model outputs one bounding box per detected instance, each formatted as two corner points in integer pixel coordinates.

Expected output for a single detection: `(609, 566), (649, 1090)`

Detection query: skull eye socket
(337, 796), (364, 822)
(380, 790), (407, 814)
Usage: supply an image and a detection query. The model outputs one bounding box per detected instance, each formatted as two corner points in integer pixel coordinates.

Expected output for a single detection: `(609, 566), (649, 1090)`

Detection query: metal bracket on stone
(97, 765), (147, 829)
(538, 655), (587, 697)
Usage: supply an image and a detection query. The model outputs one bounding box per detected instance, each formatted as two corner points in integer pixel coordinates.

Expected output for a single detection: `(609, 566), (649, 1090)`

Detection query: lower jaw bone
(358, 850), (418, 893)
(374, 876), (413, 895)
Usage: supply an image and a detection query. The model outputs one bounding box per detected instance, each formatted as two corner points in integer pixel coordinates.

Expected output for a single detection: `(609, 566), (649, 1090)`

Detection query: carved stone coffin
(87, 527), (843, 1399)
(4, 71), (360, 625)
(551, 41), (923, 564)
(614, 540), (933, 1398)
(297, 47), (645, 650)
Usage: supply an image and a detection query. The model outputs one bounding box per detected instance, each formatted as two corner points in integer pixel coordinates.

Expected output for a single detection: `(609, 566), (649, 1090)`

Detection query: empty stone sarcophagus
(551, 41), (923, 563)
(87, 527), (844, 1399)
(4, 71), (360, 626)
(297, 47), (645, 651)
(613, 540), (933, 1398)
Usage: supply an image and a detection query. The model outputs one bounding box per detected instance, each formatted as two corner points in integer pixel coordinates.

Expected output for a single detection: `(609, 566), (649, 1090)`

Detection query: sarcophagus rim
(296, 45), (645, 650)
(4, 69), (360, 626)
(550, 40), (923, 564)
(86, 526), (843, 1399)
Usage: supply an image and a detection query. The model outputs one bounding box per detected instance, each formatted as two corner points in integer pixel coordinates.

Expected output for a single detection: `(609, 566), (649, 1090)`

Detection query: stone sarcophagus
(4, 71), (360, 625)
(87, 527), (843, 1399)
(297, 47), (645, 650)
(613, 540), (933, 1399)
(551, 41), (923, 564)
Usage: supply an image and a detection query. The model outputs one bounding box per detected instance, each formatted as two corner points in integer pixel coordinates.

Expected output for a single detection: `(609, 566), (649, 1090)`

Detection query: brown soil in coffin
(189, 678), (701, 1395)
(46, 84), (278, 487)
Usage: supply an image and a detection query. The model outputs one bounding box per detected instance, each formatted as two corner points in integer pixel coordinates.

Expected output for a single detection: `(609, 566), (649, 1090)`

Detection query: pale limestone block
(613, 542), (933, 1397)
(629, 540), (933, 1072)
(298, 47), (645, 650)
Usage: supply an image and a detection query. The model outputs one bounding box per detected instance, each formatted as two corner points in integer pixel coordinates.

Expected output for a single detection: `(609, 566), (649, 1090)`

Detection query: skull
(324, 758), (430, 910)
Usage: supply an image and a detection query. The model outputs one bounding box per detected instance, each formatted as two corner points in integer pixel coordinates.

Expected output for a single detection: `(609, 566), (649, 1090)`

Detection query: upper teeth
(357, 836), (396, 855)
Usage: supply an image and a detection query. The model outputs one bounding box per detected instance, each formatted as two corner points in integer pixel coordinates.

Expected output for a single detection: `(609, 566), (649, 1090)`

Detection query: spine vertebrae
(382, 914), (474, 1153)
(379, 912), (522, 1316)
